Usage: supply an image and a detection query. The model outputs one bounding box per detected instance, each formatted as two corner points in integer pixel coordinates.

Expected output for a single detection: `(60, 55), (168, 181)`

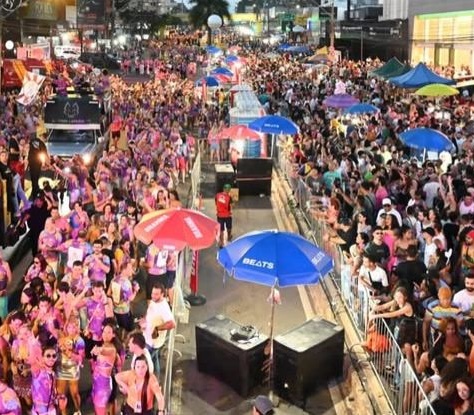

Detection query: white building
(381, 0), (408, 20)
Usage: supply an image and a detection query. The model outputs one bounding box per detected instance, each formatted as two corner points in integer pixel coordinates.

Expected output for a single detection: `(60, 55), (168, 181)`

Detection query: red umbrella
(134, 208), (219, 251)
(216, 124), (261, 140)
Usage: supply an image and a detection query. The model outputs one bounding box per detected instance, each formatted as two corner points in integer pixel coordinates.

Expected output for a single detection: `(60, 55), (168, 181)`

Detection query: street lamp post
(330, 0), (335, 50)
(207, 14), (222, 46)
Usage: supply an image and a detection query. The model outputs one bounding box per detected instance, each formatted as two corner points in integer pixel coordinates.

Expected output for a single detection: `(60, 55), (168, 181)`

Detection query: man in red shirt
(215, 183), (233, 248)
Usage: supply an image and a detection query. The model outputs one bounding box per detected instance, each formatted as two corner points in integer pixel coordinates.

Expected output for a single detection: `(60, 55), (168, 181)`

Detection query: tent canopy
(371, 57), (404, 77)
(385, 63), (412, 79)
(390, 63), (455, 88)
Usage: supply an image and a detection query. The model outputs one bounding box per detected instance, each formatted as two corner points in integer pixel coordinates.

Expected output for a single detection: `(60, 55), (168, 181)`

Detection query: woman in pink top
(381, 213), (400, 273)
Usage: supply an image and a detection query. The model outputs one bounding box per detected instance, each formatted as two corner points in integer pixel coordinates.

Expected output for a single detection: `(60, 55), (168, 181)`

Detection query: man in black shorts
(215, 183), (234, 248)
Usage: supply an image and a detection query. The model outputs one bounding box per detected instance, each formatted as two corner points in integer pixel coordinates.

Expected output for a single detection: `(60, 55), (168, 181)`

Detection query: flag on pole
(16, 71), (46, 106)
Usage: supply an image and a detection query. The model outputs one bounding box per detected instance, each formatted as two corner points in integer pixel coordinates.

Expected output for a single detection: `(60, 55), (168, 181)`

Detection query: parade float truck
(44, 91), (109, 167)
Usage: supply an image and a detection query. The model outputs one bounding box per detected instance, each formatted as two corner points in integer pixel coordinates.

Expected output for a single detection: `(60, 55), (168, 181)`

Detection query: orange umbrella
(216, 124), (261, 140)
(134, 208), (219, 251)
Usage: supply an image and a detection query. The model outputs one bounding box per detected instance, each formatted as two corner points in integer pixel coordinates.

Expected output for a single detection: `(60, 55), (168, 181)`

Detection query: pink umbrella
(216, 124), (261, 140)
(323, 93), (359, 109)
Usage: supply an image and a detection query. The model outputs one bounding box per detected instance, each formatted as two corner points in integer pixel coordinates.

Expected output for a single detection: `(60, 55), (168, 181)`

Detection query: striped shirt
(426, 300), (463, 330)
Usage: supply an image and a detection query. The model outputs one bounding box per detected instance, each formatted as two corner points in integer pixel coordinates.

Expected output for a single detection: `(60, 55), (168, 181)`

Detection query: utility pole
(266, 1), (270, 35)
(330, 0), (335, 50)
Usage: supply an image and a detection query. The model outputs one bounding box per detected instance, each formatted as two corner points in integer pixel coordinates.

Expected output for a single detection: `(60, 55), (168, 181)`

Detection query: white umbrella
(230, 83), (252, 92)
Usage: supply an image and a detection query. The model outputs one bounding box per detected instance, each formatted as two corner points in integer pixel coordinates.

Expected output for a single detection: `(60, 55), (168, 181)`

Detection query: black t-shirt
(364, 241), (390, 264)
(443, 222), (459, 250)
(26, 202), (50, 233)
(393, 259), (427, 293)
(337, 223), (357, 253)
(0, 162), (13, 181)
(8, 137), (20, 162)
(430, 398), (454, 415)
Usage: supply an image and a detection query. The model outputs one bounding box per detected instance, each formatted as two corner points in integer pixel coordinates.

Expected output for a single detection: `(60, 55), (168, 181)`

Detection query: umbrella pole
(270, 134), (274, 158)
(185, 249), (207, 306)
(268, 284), (277, 402)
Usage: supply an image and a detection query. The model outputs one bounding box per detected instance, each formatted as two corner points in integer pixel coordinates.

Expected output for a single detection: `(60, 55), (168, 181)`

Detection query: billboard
(22, 0), (57, 21)
(44, 96), (101, 127)
(76, 0), (105, 29)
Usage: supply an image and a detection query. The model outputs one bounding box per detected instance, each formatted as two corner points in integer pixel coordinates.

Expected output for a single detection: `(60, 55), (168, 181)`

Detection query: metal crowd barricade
(276, 152), (435, 415)
(162, 152), (202, 413)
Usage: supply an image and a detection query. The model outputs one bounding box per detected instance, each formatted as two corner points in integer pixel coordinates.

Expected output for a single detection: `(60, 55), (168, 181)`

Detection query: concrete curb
(271, 168), (394, 415)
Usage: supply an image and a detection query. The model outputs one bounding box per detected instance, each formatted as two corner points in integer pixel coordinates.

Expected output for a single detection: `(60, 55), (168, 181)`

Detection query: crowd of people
(1, 28), (474, 414)
(270, 48), (474, 413)
(0, 34), (209, 414)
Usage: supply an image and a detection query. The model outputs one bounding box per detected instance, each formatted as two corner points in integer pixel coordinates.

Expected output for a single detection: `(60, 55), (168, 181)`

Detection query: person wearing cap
(252, 395), (274, 415)
(422, 286), (463, 351)
(215, 184), (234, 248)
(376, 198), (402, 227)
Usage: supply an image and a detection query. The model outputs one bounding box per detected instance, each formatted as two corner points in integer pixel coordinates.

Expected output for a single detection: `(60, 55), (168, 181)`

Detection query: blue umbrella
(248, 115), (299, 135)
(206, 45), (222, 55)
(277, 43), (291, 51)
(287, 45), (311, 55)
(210, 67), (234, 76)
(217, 229), (333, 390)
(345, 103), (380, 115)
(399, 128), (454, 152)
(195, 76), (220, 87)
(225, 55), (239, 63)
(218, 229), (334, 287)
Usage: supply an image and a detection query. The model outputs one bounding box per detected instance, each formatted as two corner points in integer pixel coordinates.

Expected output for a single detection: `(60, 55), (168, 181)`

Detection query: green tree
(188, 0), (231, 45)
(151, 14), (183, 38)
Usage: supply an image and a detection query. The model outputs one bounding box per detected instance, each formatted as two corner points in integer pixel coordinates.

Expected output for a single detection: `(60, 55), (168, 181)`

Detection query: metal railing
(162, 152), (202, 414)
(277, 153), (436, 415)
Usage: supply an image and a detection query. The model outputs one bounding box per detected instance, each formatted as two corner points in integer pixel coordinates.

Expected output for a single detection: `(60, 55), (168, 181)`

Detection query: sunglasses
(44, 353), (57, 359)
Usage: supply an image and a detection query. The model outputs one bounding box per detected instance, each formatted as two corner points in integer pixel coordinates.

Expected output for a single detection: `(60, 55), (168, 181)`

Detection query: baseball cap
(253, 395), (274, 415)
(223, 183), (232, 190)
(382, 198), (392, 206)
